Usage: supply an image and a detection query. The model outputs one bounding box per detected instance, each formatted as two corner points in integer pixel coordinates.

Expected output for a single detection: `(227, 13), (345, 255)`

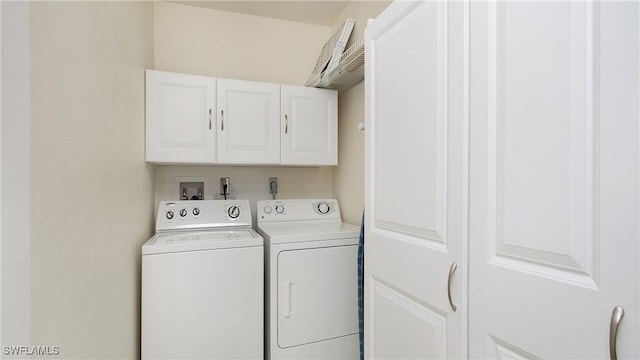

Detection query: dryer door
(277, 245), (358, 348)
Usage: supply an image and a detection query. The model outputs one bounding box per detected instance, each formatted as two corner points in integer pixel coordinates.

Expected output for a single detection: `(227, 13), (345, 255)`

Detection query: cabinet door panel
(281, 86), (337, 166)
(217, 79), (280, 164)
(145, 70), (216, 163)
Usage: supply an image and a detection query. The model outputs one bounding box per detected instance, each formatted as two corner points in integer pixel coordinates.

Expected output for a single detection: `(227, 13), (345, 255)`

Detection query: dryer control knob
(192, 208), (200, 216)
(179, 208), (188, 218)
(166, 210), (174, 220)
(275, 205), (285, 214)
(264, 205), (273, 214)
(228, 205), (240, 219)
(317, 202), (330, 214)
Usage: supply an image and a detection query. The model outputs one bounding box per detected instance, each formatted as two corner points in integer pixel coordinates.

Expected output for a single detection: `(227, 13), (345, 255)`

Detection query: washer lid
(257, 220), (360, 244)
(142, 229), (262, 255)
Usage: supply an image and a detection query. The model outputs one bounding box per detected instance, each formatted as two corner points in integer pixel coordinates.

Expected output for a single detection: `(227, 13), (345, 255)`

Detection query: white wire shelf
(309, 37), (365, 93)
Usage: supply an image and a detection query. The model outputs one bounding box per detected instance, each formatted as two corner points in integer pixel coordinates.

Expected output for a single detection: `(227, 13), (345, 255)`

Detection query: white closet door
(364, 1), (468, 358)
(216, 78), (280, 164)
(469, 1), (639, 358)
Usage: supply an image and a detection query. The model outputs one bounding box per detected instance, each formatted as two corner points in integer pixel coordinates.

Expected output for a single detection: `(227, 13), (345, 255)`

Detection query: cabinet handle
(221, 110), (224, 131)
(285, 114), (288, 134)
(208, 109), (212, 130)
(447, 262), (457, 312)
(610, 305), (625, 360)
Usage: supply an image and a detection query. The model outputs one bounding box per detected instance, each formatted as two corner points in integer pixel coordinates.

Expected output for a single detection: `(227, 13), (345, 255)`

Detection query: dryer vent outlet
(179, 182), (204, 200)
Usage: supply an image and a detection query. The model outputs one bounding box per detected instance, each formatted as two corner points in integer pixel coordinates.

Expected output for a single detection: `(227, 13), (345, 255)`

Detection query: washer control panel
(257, 199), (341, 222)
(156, 199), (251, 232)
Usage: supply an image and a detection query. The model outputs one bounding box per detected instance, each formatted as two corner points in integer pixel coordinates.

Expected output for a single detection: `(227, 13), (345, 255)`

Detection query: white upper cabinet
(146, 71), (338, 166)
(281, 85), (338, 166)
(216, 78), (280, 164)
(146, 70), (216, 164)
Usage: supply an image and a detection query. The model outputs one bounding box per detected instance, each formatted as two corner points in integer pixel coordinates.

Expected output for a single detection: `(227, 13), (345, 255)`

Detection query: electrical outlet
(220, 177), (231, 196)
(269, 177), (278, 195)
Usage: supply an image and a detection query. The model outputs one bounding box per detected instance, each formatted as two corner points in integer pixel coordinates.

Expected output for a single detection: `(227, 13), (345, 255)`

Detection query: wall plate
(174, 176), (207, 200)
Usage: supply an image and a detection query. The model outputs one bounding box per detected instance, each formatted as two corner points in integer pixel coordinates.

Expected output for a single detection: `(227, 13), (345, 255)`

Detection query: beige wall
(154, 1), (329, 85)
(2, 0), (32, 349)
(331, 1), (391, 225)
(30, 2), (154, 358)
(152, 2), (334, 214)
(331, 1), (392, 52)
(333, 83), (366, 225)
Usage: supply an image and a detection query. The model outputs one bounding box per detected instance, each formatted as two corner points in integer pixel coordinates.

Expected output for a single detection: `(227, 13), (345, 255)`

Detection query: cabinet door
(364, 1), (468, 358)
(281, 85), (337, 166)
(145, 70), (216, 163)
(469, 1), (639, 358)
(217, 79), (280, 164)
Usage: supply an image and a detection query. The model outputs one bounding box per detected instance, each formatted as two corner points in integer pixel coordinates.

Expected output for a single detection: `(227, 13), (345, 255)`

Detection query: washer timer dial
(227, 205), (241, 219)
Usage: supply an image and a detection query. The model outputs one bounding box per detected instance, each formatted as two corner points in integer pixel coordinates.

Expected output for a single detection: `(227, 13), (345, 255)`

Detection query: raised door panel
(371, 281), (446, 359)
(216, 78), (280, 164)
(469, 1), (639, 358)
(145, 70), (216, 163)
(493, 0), (597, 286)
(281, 85), (337, 166)
(365, 1), (468, 358)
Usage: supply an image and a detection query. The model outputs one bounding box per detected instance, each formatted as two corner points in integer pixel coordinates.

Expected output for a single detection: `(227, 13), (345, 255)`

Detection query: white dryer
(256, 199), (360, 359)
(142, 200), (263, 360)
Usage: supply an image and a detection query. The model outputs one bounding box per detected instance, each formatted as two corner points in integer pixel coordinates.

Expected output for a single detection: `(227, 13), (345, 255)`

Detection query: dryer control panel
(257, 199), (342, 222)
(156, 200), (252, 232)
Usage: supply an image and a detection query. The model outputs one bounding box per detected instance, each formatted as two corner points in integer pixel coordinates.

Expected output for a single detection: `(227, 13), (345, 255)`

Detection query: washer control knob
(317, 202), (331, 214)
(166, 210), (174, 220)
(275, 205), (285, 214)
(179, 208), (188, 218)
(264, 205), (273, 214)
(192, 208), (200, 216)
(228, 205), (240, 219)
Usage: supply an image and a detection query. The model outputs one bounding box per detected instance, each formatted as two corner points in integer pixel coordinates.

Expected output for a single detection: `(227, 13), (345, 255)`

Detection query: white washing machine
(142, 200), (263, 360)
(256, 199), (360, 359)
